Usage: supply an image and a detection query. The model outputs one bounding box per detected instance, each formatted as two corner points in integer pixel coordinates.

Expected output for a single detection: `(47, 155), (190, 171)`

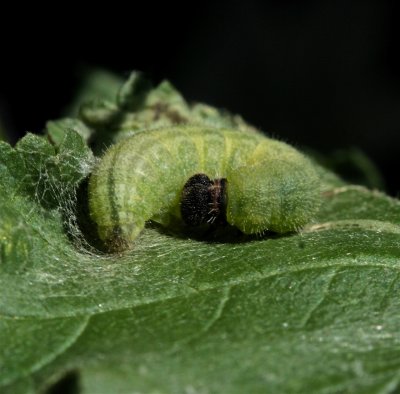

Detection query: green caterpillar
(88, 125), (321, 252)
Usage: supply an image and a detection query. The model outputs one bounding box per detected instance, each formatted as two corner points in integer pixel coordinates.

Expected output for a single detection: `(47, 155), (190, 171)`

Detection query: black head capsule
(180, 173), (228, 226)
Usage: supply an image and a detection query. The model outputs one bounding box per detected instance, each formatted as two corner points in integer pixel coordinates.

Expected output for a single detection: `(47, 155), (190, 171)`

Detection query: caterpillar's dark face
(180, 174), (227, 226)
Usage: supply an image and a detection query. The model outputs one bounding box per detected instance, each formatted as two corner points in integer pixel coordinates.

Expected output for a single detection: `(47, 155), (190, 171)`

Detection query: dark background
(1, 0), (399, 195)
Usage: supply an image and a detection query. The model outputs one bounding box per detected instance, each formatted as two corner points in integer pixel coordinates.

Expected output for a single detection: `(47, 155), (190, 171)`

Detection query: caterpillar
(88, 125), (321, 252)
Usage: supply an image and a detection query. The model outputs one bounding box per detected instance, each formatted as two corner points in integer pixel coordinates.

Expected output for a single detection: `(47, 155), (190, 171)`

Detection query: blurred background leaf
(1, 1), (398, 194)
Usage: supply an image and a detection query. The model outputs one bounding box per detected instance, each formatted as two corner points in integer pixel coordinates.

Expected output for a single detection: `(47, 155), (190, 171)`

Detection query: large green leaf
(1, 73), (399, 393)
(1, 144), (400, 393)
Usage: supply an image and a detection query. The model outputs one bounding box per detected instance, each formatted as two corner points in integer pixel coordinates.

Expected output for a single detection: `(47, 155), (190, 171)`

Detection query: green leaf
(1, 72), (399, 393)
(46, 118), (93, 145)
(77, 71), (260, 149)
(310, 147), (386, 191)
(65, 69), (124, 117)
(116, 71), (154, 110)
(0, 129), (93, 207)
(1, 137), (400, 393)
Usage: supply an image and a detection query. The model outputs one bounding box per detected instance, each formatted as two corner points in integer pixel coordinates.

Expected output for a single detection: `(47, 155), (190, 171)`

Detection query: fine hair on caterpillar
(180, 174), (228, 227)
(88, 125), (321, 252)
